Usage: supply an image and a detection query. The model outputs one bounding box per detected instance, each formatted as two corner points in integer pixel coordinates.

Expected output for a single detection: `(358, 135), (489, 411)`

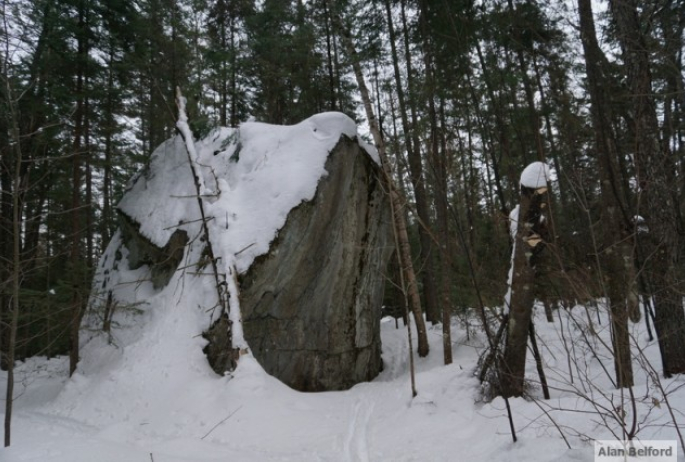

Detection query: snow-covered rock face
(116, 112), (372, 274)
(85, 112), (391, 392)
(235, 136), (391, 391)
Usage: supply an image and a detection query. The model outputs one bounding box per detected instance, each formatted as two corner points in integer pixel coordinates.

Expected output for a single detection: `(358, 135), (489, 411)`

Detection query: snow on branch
(175, 86), (247, 355)
(175, 87), (209, 196)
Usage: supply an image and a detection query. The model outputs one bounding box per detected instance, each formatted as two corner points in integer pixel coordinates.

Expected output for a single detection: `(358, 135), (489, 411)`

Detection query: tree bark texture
(500, 183), (549, 398)
(385, 0), (440, 326)
(610, 0), (685, 377)
(4, 74), (23, 448)
(69, 3), (87, 376)
(578, 0), (636, 388)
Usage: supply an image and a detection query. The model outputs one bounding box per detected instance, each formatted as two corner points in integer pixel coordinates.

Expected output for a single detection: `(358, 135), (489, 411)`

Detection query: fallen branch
(175, 87), (241, 367)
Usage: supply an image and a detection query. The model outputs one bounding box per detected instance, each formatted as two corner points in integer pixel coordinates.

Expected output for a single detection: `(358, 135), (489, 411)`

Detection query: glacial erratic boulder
(86, 113), (392, 392)
(237, 136), (391, 391)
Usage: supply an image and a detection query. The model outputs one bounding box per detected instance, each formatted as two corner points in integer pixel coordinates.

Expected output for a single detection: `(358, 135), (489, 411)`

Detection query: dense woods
(2, 0), (685, 433)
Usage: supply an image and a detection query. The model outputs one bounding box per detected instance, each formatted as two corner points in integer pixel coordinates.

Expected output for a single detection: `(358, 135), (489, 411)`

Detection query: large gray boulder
(87, 114), (392, 392)
(236, 136), (392, 391)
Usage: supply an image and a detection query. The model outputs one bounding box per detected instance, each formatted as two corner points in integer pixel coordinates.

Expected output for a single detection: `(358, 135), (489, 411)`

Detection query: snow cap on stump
(520, 161), (551, 189)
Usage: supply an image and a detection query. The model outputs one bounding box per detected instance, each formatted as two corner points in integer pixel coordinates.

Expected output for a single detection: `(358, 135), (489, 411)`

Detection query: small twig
(169, 194), (209, 199)
(504, 395), (517, 443)
(201, 405), (243, 440)
(162, 216), (214, 231)
(529, 398), (571, 449)
(235, 243), (256, 256)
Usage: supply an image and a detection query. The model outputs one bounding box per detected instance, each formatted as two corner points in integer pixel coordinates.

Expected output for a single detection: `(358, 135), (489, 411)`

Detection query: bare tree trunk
(528, 321), (549, 399)
(327, 1), (429, 357)
(323, 1), (337, 112)
(436, 97), (453, 365)
(610, 0), (685, 377)
(69, 1), (87, 376)
(175, 88), (242, 367)
(4, 138), (20, 448)
(416, 1), (454, 358)
(543, 300), (554, 323)
(102, 44), (115, 245)
(84, 90), (93, 269)
(385, 0), (440, 325)
(578, 0), (636, 388)
(0, 131), (11, 373)
(0, 71), (8, 369)
(532, 56), (568, 213)
(500, 177), (549, 398)
(473, 41), (511, 216)
(390, 202), (417, 398)
(4, 71), (22, 447)
(0, 1), (53, 372)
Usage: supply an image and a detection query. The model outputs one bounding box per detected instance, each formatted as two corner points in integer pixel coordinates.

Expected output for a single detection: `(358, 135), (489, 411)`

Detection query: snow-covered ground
(1, 114), (682, 461)
(2, 304), (683, 461)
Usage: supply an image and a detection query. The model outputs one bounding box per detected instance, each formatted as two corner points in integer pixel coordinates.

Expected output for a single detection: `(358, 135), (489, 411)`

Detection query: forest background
(1, 0), (684, 401)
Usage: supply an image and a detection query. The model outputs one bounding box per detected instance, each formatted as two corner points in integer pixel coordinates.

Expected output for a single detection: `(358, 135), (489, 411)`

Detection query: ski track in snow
(376, 318), (409, 381)
(344, 400), (374, 462)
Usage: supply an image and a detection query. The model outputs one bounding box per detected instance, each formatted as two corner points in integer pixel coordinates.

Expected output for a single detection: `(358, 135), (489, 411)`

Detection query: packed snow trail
(343, 400), (374, 462)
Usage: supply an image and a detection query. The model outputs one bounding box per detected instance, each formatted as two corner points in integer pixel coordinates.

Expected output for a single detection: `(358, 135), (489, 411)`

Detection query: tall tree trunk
(417, 0), (447, 329)
(3, 73), (22, 447)
(611, 0), (685, 377)
(102, 44), (115, 245)
(327, 1), (429, 357)
(386, 0), (440, 326)
(500, 171), (549, 398)
(229, 17), (238, 127)
(474, 41), (511, 216)
(658, 5), (685, 232)
(436, 97), (453, 365)
(84, 89), (93, 269)
(416, 0), (455, 359)
(578, 0), (636, 388)
(0, 63), (8, 368)
(0, 2), (53, 371)
(531, 55), (569, 213)
(69, 2), (87, 376)
(323, 0), (337, 111)
(20, 183), (48, 277)
(219, 11), (228, 126)
(0, 131), (11, 373)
